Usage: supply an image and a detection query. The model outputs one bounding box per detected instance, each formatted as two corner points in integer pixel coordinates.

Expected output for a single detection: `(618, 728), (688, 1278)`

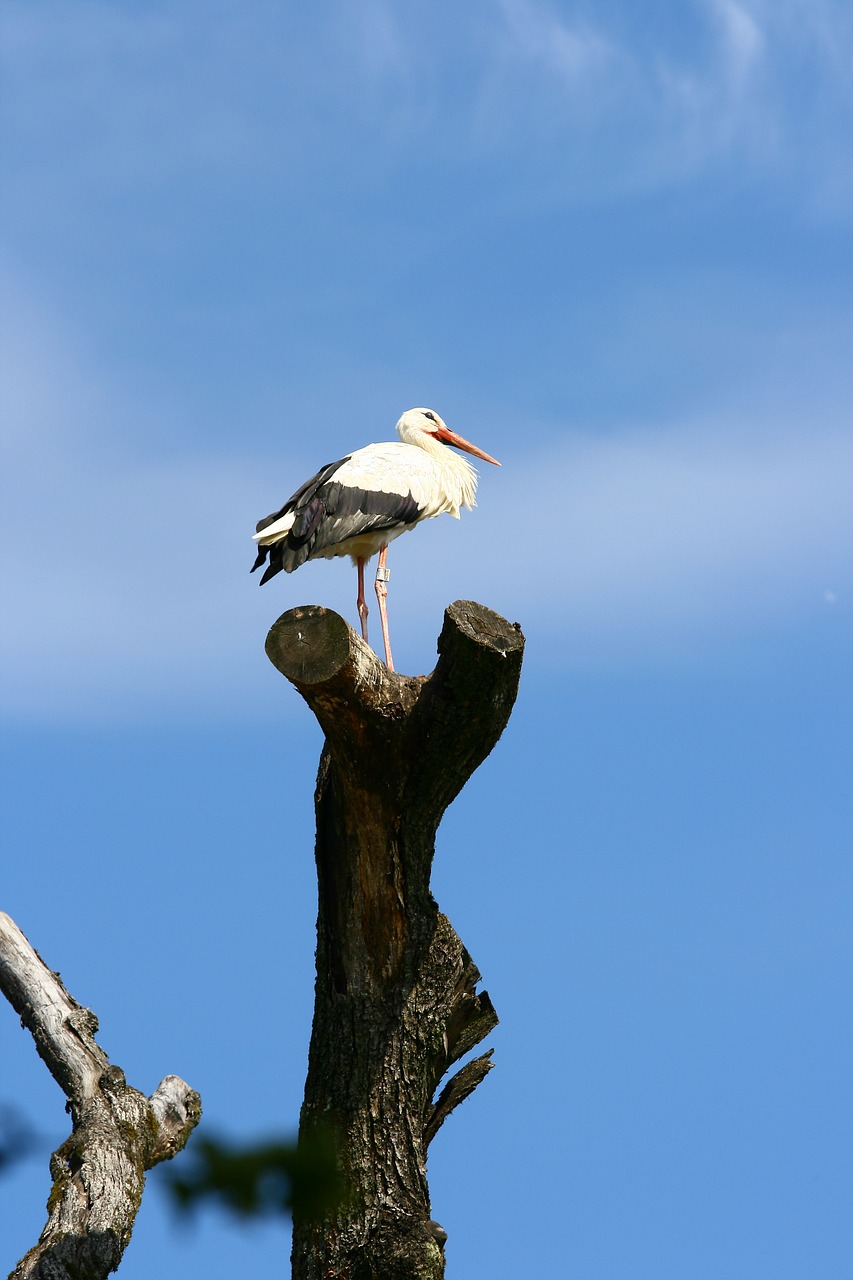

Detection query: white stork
(251, 408), (500, 671)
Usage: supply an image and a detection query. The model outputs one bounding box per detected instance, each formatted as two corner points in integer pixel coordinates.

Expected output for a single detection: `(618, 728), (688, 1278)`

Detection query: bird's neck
(413, 433), (479, 508)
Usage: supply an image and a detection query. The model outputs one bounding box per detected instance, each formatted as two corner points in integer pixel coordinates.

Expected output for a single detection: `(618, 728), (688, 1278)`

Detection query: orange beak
(433, 424), (501, 466)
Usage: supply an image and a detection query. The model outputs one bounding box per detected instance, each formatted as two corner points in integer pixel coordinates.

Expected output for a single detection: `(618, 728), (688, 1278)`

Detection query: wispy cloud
(493, 0), (614, 82)
(3, 279), (849, 721)
(341, 0), (406, 77)
(711, 0), (765, 89)
(2, 2), (850, 724)
(480, 0), (851, 203)
(461, 417), (852, 659)
(4, 411), (848, 722)
(4, 0), (851, 212)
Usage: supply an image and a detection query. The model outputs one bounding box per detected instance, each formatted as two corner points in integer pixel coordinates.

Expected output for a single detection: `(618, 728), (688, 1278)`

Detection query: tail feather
(258, 542), (284, 585)
(251, 454), (352, 583)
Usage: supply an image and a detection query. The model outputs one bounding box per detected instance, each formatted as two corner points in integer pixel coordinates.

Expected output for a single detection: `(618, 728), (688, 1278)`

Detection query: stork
(251, 408), (500, 671)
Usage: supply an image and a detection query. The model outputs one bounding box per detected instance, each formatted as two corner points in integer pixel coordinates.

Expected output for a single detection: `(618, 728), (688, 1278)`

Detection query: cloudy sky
(2, 1), (851, 1276)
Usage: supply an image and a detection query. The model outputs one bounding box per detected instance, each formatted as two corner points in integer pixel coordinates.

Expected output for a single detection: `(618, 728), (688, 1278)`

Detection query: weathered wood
(266, 600), (524, 1280)
(0, 912), (201, 1280)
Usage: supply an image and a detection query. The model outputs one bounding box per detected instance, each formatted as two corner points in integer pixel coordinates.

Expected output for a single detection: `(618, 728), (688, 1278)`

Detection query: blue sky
(1, 1), (851, 1276)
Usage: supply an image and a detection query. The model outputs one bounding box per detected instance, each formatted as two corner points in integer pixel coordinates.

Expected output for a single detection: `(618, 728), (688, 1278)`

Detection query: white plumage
(251, 408), (500, 671)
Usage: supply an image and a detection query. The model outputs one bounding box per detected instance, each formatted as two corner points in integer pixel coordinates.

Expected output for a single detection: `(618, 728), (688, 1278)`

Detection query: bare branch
(0, 910), (107, 1102)
(424, 1052), (495, 1149)
(148, 1075), (204, 1164)
(0, 912), (201, 1280)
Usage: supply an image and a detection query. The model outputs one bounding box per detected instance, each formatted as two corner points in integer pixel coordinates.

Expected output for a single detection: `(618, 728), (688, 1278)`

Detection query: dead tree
(0, 912), (201, 1280)
(265, 599), (525, 1280)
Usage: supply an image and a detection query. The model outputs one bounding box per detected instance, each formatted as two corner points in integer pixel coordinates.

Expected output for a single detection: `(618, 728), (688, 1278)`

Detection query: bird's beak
(434, 424), (501, 466)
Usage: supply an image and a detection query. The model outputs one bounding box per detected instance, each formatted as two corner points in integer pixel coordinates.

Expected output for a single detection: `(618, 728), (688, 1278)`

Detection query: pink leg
(374, 545), (394, 671)
(356, 557), (369, 643)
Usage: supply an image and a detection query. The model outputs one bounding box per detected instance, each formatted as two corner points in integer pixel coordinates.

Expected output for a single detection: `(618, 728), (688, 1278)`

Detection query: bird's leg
(374, 546), (394, 672)
(356, 557), (369, 643)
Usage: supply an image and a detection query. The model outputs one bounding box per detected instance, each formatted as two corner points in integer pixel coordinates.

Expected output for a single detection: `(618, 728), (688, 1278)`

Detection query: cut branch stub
(407, 600), (525, 825)
(264, 605), (359, 691)
(265, 599), (524, 851)
(266, 601), (524, 1280)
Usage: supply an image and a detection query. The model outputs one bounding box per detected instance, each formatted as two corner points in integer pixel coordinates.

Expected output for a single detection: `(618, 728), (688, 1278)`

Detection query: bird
(251, 408), (501, 672)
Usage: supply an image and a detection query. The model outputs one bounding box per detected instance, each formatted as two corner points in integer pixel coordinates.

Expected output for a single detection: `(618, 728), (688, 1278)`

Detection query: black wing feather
(309, 486), (421, 552)
(254, 456), (351, 536)
(251, 456), (351, 582)
(252, 455), (424, 584)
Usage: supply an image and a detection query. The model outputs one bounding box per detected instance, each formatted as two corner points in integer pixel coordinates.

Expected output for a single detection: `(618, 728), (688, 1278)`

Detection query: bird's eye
(423, 411), (436, 422)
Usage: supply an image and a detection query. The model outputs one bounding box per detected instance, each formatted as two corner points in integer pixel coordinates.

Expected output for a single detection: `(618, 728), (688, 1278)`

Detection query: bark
(264, 599), (525, 1280)
(0, 912), (201, 1280)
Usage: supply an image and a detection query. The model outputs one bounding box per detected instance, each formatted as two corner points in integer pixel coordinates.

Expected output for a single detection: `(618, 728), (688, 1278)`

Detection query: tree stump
(265, 600), (525, 1280)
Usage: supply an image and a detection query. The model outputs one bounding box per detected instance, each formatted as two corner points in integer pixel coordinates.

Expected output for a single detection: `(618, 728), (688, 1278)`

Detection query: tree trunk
(264, 600), (525, 1280)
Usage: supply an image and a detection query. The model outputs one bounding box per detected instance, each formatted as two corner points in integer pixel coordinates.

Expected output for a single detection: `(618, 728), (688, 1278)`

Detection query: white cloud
(479, 0), (851, 203)
(3, 0), (851, 215)
(1, 4), (850, 722)
(711, 0), (765, 89)
(342, 0), (406, 77)
(463, 418), (852, 655)
(3, 290), (849, 721)
(494, 0), (613, 82)
(368, 403), (850, 688)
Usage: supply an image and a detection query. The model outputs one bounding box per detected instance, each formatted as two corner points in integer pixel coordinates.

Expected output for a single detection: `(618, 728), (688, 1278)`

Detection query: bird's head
(395, 408), (501, 466)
